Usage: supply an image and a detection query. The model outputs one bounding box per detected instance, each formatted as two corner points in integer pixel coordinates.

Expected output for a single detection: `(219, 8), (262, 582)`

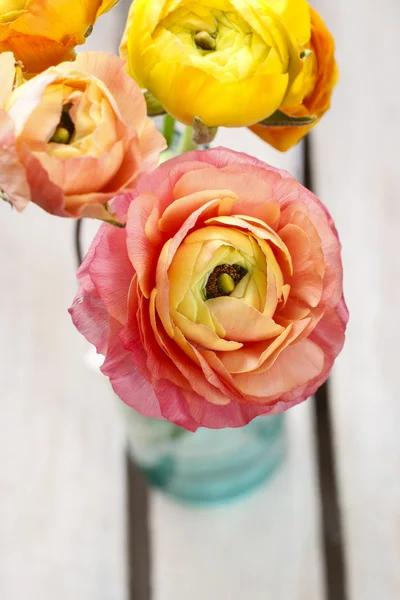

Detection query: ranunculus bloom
(120, 0), (311, 128)
(250, 6), (338, 151)
(0, 51), (166, 220)
(70, 148), (348, 431)
(0, 0), (119, 75)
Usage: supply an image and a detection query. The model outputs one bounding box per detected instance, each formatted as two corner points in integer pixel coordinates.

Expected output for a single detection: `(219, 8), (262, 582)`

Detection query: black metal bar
(304, 135), (348, 600)
(74, 219), (83, 268)
(74, 221), (152, 599)
(126, 454), (152, 600)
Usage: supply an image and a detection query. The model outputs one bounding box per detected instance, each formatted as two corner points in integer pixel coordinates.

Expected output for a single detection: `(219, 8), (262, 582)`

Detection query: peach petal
(279, 297), (311, 321)
(7, 72), (57, 135)
(20, 83), (64, 145)
(135, 158), (211, 211)
(234, 338), (325, 398)
(199, 349), (244, 396)
(172, 165), (280, 228)
(74, 52), (147, 131)
(279, 223), (313, 271)
(159, 189), (237, 234)
(155, 198), (222, 337)
(150, 293), (238, 407)
(289, 267), (323, 308)
(126, 193), (161, 298)
(184, 224), (255, 255)
(137, 117), (168, 172)
(79, 200), (127, 223)
(321, 262), (338, 305)
(0, 111), (30, 211)
(35, 140), (125, 196)
(102, 135), (143, 193)
(18, 143), (67, 216)
(206, 296), (284, 343)
(168, 241), (203, 309)
(172, 310), (243, 352)
(281, 189), (343, 306)
(206, 215), (292, 271)
(185, 345), (233, 406)
(218, 323), (294, 374)
(251, 318), (312, 374)
(280, 210), (325, 278)
(0, 52), (16, 108)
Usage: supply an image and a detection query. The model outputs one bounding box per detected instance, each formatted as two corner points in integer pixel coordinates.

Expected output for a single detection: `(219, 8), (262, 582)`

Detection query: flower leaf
(192, 116), (217, 144)
(258, 110), (317, 127)
(144, 92), (166, 117)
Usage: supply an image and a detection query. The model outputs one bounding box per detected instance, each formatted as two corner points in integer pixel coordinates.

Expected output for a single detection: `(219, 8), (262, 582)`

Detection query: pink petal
(101, 325), (163, 419)
(89, 225), (134, 325)
(68, 287), (110, 355)
(234, 338), (325, 398)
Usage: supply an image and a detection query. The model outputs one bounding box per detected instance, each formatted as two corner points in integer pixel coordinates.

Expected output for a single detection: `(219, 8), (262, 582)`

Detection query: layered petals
(121, 0), (311, 127)
(70, 147), (348, 430)
(250, 5), (338, 151)
(0, 0), (120, 75)
(0, 51), (166, 220)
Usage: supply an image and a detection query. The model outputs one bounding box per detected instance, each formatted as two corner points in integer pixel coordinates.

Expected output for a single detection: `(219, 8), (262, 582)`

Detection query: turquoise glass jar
(122, 406), (285, 505)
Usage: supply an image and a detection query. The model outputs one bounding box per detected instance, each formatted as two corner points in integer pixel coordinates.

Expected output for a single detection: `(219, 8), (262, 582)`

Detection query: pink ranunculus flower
(70, 148), (348, 430)
(0, 51), (166, 221)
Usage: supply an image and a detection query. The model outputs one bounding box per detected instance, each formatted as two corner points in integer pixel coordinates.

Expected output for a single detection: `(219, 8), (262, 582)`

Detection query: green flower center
(49, 103), (75, 145)
(154, 6), (270, 81)
(205, 263), (248, 299)
(194, 30), (217, 51)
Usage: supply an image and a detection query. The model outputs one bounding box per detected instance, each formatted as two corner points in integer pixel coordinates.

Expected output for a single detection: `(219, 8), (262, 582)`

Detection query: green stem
(178, 125), (198, 154)
(162, 114), (176, 148)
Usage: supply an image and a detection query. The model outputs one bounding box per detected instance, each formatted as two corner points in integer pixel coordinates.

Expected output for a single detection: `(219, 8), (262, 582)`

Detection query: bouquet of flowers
(0, 0), (348, 434)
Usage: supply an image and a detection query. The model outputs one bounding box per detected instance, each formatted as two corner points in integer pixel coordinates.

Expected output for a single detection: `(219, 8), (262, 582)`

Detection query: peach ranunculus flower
(250, 6), (338, 151)
(69, 148), (348, 431)
(0, 0), (119, 75)
(0, 51), (166, 221)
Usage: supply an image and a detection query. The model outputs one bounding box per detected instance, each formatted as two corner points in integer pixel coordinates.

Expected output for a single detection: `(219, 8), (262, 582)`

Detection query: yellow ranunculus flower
(250, 6), (338, 151)
(0, 0), (119, 75)
(121, 0), (311, 128)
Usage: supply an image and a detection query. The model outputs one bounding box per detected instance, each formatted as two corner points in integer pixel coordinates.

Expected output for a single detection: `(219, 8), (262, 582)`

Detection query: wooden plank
(0, 11), (129, 599)
(150, 129), (326, 600)
(312, 1), (400, 598)
(0, 207), (127, 600)
(151, 401), (324, 600)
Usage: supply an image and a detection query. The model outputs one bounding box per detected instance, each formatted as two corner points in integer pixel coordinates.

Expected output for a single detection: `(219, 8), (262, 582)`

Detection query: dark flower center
(49, 103), (75, 145)
(205, 264), (248, 299)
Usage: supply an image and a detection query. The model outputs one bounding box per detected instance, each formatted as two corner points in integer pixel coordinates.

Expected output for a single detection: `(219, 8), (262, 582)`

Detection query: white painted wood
(151, 401), (324, 600)
(151, 130), (325, 600)
(312, 1), (400, 598)
(0, 9), (128, 600)
(0, 206), (127, 600)
(0, 4), (325, 598)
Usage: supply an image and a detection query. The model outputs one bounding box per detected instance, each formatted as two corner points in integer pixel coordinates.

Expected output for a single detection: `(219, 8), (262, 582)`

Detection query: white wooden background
(1, 0), (397, 598)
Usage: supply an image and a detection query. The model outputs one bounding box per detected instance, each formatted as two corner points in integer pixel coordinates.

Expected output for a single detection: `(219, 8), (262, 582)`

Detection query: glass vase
(122, 405), (285, 505)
